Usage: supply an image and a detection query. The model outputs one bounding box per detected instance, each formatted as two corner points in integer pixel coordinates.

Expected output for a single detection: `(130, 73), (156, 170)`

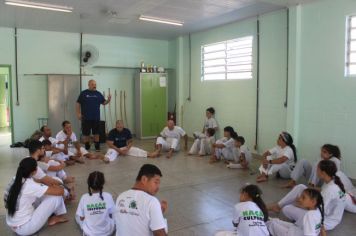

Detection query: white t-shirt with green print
(115, 189), (167, 236)
(76, 192), (115, 236)
(233, 201), (269, 236)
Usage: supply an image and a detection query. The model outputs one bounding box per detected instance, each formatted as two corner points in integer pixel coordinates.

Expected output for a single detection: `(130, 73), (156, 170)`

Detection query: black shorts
(82, 120), (100, 136)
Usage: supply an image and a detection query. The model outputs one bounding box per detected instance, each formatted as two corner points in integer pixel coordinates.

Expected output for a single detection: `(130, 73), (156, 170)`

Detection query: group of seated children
(5, 149), (168, 236)
(187, 107), (252, 170)
(217, 158), (356, 236)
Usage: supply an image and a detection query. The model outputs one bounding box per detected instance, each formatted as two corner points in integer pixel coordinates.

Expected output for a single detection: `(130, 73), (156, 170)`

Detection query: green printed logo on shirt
(242, 210), (264, 217)
(242, 210), (265, 221)
(315, 222), (322, 230)
(86, 202), (106, 211)
(129, 200), (138, 209)
(338, 190), (346, 199)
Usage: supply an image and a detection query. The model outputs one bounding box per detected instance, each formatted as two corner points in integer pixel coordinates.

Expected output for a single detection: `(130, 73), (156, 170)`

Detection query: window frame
(345, 15), (356, 77)
(201, 36), (254, 81)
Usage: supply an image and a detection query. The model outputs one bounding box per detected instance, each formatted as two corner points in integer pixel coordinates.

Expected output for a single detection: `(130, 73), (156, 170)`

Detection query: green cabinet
(135, 73), (167, 138)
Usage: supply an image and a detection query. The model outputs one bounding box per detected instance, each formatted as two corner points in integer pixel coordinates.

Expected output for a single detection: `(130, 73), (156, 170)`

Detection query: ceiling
(0, 0), (316, 39)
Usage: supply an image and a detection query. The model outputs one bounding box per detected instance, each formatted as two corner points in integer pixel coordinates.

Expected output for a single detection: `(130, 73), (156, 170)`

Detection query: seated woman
(283, 144), (341, 188)
(267, 160), (346, 231)
(210, 126), (238, 163)
(257, 131), (297, 182)
(5, 157), (68, 236)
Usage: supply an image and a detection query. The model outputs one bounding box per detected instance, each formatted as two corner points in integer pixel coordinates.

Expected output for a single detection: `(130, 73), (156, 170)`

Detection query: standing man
(76, 80), (111, 151)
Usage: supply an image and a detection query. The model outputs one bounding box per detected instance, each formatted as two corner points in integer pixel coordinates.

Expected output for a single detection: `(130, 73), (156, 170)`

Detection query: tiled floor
(0, 139), (355, 235)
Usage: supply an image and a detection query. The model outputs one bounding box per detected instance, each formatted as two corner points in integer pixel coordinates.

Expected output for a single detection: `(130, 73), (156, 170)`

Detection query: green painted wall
(173, 10), (289, 153)
(294, 0), (356, 178)
(0, 28), (170, 142)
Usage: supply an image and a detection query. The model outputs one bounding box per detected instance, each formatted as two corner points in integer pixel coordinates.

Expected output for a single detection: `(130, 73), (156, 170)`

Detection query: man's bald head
(167, 120), (175, 130)
(88, 80), (97, 91)
(116, 120), (125, 131)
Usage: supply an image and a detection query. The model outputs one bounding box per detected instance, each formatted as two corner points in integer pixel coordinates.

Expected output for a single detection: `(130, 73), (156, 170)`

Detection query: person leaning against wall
(76, 80), (111, 151)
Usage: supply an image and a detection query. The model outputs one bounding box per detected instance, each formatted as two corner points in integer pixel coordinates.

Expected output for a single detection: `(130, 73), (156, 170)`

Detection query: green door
(153, 75), (167, 134)
(141, 73), (167, 137)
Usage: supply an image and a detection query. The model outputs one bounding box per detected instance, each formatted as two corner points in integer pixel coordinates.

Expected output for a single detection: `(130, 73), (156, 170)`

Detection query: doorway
(0, 65), (13, 146)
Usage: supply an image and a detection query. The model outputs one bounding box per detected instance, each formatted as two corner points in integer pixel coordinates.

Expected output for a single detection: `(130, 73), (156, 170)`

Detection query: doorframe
(0, 64), (14, 144)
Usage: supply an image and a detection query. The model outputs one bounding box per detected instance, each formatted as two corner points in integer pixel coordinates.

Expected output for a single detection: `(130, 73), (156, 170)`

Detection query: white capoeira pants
(75, 214), (115, 236)
(290, 159), (313, 182)
(215, 140), (235, 161)
(156, 137), (179, 152)
(189, 137), (214, 155)
(46, 160), (67, 181)
(308, 162), (322, 186)
(278, 184), (308, 227)
(259, 156), (293, 178)
(105, 147), (148, 161)
(278, 184), (343, 230)
(267, 218), (303, 236)
(69, 147), (89, 157)
(11, 195), (67, 236)
(193, 131), (206, 139)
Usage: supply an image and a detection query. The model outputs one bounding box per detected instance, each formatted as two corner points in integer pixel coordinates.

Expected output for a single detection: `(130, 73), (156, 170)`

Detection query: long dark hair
(224, 126), (238, 139)
(241, 184), (268, 222)
(322, 144), (341, 160)
(6, 157), (37, 216)
(280, 131), (297, 163)
(303, 188), (324, 226)
(318, 160), (345, 193)
(87, 171), (105, 200)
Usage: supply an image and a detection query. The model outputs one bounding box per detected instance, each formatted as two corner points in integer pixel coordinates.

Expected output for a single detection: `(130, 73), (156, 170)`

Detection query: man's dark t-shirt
(108, 128), (132, 148)
(77, 89), (105, 121)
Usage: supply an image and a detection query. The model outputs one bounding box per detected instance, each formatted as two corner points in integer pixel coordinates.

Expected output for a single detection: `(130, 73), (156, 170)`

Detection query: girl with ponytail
(267, 188), (326, 236)
(75, 171), (115, 236)
(257, 131), (297, 183)
(267, 160), (346, 232)
(210, 126), (238, 163)
(283, 144), (343, 188)
(5, 157), (67, 235)
(214, 184), (269, 236)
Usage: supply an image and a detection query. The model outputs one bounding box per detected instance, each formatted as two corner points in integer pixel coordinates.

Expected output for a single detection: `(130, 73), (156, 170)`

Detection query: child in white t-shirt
(76, 171), (115, 236)
(210, 126), (238, 163)
(283, 144), (342, 188)
(227, 136), (252, 169)
(215, 184), (269, 236)
(188, 128), (216, 156)
(193, 107), (218, 139)
(267, 188), (325, 236)
(267, 160), (346, 231)
(42, 140), (75, 184)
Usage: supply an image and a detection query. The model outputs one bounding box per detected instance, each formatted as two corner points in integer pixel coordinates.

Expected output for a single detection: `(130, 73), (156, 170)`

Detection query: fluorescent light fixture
(139, 15), (183, 26)
(5, 0), (73, 12)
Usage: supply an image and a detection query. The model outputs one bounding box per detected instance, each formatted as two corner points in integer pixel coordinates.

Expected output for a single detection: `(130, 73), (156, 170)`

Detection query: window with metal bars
(201, 36), (253, 81)
(346, 16), (356, 76)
